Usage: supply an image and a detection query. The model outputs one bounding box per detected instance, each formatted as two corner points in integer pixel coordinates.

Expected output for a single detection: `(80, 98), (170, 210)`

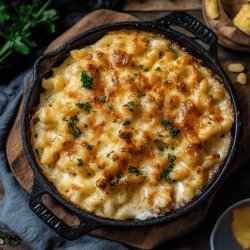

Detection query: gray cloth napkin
(0, 70), (130, 250)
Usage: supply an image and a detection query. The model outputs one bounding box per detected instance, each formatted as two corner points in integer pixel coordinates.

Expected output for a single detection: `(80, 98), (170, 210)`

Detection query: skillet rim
(21, 13), (241, 229)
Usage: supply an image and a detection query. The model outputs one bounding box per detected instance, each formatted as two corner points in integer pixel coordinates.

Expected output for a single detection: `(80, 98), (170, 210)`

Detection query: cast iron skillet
(22, 12), (240, 240)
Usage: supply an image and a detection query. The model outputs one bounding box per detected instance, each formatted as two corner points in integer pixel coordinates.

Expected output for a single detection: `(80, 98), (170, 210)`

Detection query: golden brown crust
(31, 29), (233, 220)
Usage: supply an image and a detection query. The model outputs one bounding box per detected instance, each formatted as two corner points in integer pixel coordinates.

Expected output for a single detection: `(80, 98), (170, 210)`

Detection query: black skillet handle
(156, 12), (218, 61)
(29, 178), (100, 240)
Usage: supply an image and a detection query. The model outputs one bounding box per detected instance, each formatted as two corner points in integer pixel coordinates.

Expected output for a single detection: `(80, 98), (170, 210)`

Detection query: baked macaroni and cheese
(31, 30), (233, 220)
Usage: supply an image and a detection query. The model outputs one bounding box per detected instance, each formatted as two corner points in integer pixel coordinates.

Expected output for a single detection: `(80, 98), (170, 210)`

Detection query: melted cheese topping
(233, 4), (250, 36)
(31, 30), (233, 220)
(232, 207), (250, 250)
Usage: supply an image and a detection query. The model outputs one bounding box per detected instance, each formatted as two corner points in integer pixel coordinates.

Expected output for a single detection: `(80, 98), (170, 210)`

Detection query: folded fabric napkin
(0, 70), (130, 250)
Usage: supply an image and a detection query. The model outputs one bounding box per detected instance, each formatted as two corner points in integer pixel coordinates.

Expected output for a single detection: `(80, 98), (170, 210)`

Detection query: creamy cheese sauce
(31, 29), (233, 220)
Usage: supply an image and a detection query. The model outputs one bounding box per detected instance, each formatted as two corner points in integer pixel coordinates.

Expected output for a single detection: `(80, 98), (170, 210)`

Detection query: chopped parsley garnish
(158, 146), (164, 151)
(169, 127), (180, 138)
(76, 102), (91, 112)
(68, 121), (74, 128)
(134, 72), (138, 76)
(80, 71), (94, 89)
(127, 101), (136, 107)
(161, 119), (170, 126)
(75, 103), (84, 109)
(109, 104), (113, 110)
(156, 66), (161, 71)
(168, 153), (177, 164)
(170, 146), (175, 151)
(100, 96), (106, 103)
(107, 150), (114, 157)
(71, 115), (79, 122)
(127, 101), (136, 112)
(87, 145), (94, 151)
(139, 64), (149, 72)
(77, 159), (83, 166)
(159, 168), (171, 180)
(123, 119), (131, 126)
(128, 166), (141, 176)
(159, 169), (173, 183)
(83, 102), (91, 112)
(116, 174), (122, 183)
(113, 119), (117, 123)
(84, 123), (88, 128)
(69, 127), (82, 138)
(208, 121), (212, 125)
(159, 153), (176, 182)
(164, 80), (171, 85)
(156, 132), (164, 137)
(68, 115), (82, 138)
(137, 91), (146, 98)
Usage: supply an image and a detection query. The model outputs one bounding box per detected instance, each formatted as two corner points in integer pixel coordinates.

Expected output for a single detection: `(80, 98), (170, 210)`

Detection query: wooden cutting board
(5, 9), (250, 249)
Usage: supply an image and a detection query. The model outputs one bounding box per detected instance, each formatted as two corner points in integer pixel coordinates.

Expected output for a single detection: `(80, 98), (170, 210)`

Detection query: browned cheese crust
(31, 30), (233, 220)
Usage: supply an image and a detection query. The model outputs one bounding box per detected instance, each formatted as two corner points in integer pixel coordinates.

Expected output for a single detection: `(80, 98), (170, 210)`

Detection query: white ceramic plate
(210, 198), (250, 250)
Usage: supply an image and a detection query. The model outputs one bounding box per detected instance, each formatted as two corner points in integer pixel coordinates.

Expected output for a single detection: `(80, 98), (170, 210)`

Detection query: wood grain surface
(124, 0), (201, 11)
(202, 0), (250, 52)
(3, 8), (250, 250)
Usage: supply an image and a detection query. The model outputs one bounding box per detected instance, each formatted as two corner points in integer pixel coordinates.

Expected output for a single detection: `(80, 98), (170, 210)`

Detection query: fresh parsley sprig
(0, 230), (21, 245)
(0, 0), (58, 67)
(128, 166), (141, 176)
(159, 154), (176, 182)
(81, 71), (94, 89)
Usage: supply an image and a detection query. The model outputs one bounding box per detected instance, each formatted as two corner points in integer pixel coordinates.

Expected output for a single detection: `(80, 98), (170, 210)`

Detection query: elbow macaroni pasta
(31, 30), (233, 220)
